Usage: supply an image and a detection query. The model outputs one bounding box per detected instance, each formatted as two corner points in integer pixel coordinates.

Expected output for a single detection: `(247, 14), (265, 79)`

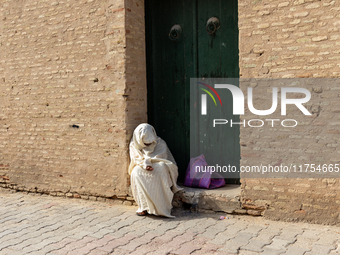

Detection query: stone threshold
(173, 184), (261, 216)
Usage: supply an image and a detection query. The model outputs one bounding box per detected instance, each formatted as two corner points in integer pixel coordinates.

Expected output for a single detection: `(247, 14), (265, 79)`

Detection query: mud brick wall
(0, 0), (147, 198)
(124, 0), (147, 188)
(125, 0), (147, 133)
(239, 0), (340, 224)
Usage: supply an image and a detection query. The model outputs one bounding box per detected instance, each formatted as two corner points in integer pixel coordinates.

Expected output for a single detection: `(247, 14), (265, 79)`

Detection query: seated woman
(128, 123), (182, 218)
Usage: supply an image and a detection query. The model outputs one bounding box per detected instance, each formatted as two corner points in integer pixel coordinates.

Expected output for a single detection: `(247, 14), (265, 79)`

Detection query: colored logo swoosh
(200, 88), (217, 106)
(197, 82), (222, 106)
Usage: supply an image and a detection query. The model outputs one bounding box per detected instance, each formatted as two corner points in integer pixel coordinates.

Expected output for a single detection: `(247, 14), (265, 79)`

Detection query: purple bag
(183, 154), (225, 189)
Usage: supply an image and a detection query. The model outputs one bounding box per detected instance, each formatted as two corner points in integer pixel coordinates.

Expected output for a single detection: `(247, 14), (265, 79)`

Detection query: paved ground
(0, 190), (340, 255)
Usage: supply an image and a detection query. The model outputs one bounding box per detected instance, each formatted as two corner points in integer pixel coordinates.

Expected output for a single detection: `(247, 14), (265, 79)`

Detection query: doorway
(145, 0), (240, 183)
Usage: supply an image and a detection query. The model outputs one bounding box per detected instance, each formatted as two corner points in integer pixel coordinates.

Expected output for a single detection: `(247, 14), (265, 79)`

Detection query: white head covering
(131, 123), (157, 152)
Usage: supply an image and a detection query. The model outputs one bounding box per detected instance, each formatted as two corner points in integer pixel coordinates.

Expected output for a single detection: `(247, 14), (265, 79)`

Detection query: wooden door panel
(197, 0), (239, 78)
(145, 0), (196, 180)
(196, 0), (240, 183)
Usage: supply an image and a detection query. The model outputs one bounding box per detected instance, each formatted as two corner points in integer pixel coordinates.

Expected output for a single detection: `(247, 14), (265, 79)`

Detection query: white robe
(128, 124), (182, 218)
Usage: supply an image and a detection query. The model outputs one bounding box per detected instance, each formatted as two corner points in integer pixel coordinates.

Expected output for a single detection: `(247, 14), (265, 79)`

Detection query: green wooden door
(145, 0), (239, 183)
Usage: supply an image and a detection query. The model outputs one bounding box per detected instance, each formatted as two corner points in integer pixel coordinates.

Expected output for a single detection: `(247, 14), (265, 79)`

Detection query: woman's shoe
(136, 210), (148, 216)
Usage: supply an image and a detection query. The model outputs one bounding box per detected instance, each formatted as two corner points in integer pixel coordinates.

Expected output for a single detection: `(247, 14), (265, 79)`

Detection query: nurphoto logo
(198, 81), (311, 128)
(190, 77), (338, 179)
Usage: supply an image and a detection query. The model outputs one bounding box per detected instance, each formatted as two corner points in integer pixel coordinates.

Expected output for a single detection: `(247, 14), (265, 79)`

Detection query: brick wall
(239, 0), (340, 224)
(124, 0), (147, 189)
(0, 0), (147, 199)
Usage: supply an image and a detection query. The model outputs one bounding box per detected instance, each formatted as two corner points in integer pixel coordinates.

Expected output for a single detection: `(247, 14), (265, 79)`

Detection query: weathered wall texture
(124, 0), (147, 187)
(239, 0), (340, 224)
(239, 0), (340, 78)
(0, 0), (147, 199)
(125, 0), (147, 131)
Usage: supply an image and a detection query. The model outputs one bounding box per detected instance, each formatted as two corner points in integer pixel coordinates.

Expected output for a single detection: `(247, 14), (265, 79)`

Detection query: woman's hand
(146, 166), (154, 171)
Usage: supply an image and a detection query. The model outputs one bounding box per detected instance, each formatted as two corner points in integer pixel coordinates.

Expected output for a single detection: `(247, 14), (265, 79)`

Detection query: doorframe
(133, 0), (242, 184)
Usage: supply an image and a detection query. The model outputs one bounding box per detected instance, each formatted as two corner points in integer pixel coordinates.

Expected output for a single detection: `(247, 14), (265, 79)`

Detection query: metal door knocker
(206, 17), (220, 35)
(169, 24), (182, 41)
